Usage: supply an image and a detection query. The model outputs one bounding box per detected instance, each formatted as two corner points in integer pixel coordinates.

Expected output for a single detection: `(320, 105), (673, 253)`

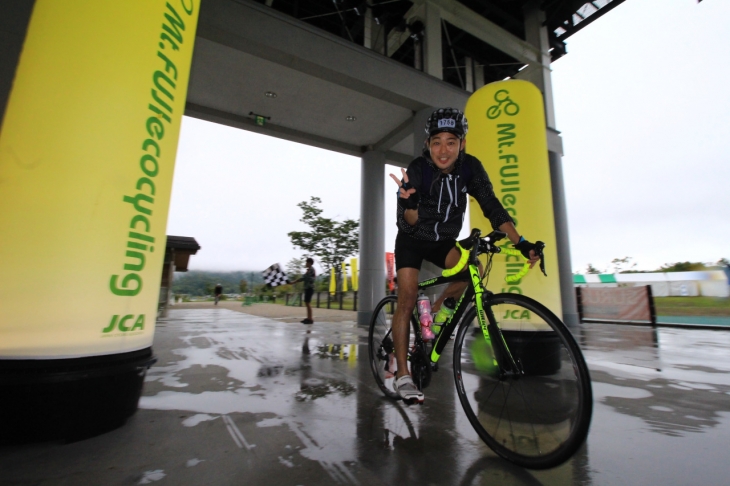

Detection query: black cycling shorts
(394, 232), (456, 271)
(304, 288), (314, 303)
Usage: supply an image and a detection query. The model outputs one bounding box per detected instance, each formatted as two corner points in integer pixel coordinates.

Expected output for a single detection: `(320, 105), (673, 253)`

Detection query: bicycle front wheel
(368, 295), (419, 400)
(453, 293), (593, 470)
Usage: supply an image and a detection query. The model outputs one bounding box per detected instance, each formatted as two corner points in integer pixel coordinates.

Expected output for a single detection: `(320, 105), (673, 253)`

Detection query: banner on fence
(341, 261), (348, 292)
(350, 258), (359, 291)
(329, 267), (336, 295)
(577, 286), (655, 324)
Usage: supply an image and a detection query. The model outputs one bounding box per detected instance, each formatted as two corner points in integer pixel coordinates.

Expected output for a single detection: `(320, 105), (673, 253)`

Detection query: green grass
(654, 297), (730, 317)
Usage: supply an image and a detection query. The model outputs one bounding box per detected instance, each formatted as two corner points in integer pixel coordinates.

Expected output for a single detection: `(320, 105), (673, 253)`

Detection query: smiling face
(428, 131), (465, 173)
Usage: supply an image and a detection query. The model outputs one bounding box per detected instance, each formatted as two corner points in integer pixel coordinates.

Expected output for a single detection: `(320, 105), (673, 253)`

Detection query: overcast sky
(167, 0), (729, 275)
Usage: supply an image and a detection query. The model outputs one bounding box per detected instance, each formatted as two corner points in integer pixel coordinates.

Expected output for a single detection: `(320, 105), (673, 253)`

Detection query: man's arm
(466, 158), (539, 266)
(390, 161), (423, 229)
(402, 207), (418, 226)
(498, 221), (522, 245)
(466, 157), (514, 231)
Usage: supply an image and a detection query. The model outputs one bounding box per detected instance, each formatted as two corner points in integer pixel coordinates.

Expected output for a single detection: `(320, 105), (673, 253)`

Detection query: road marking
(222, 414), (255, 450)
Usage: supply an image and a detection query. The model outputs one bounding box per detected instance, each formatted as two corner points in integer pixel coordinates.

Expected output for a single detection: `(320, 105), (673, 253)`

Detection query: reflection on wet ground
(2, 309), (730, 485)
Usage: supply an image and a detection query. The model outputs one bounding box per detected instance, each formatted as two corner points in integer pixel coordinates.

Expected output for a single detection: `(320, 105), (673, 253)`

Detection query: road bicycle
(367, 229), (593, 469)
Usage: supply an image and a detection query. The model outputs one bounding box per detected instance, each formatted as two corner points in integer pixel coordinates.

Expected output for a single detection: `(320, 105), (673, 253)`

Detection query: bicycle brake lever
(535, 241), (547, 276)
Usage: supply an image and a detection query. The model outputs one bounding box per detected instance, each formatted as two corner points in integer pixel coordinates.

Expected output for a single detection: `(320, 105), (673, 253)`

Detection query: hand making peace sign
(389, 168), (416, 199)
(390, 168), (419, 210)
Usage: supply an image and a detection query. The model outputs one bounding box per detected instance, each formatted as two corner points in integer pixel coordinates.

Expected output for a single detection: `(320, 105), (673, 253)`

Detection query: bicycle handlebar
(441, 230), (547, 283)
(500, 247), (531, 283)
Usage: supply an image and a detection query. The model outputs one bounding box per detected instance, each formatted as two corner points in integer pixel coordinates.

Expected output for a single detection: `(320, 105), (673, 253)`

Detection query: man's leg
(392, 267), (419, 379)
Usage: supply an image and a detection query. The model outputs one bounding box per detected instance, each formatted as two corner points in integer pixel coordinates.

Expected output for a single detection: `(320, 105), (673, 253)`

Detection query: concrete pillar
(159, 249), (175, 318)
(413, 35), (423, 71)
(363, 2), (374, 50)
(357, 150), (386, 326)
(465, 56), (474, 92)
(518, 0), (579, 327)
(518, 0), (556, 129)
(549, 151), (579, 327)
(413, 107), (433, 156)
(423, 1), (442, 79)
(474, 62), (485, 90)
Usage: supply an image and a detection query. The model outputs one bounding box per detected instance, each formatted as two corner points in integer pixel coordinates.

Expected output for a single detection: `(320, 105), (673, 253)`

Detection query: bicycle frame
(416, 237), (522, 378)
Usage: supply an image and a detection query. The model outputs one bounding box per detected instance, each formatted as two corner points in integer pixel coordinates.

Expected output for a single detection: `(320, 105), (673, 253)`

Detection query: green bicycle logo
(486, 89), (520, 119)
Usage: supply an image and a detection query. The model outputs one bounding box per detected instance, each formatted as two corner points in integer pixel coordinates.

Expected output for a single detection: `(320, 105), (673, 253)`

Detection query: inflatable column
(0, 0), (199, 440)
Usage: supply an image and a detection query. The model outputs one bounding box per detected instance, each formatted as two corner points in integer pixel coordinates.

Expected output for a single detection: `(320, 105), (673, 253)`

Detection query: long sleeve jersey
(396, 153), (513, 242)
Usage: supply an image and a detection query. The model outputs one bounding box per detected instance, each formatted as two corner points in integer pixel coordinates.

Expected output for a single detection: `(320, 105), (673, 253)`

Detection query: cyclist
(388, 107), (541, 403)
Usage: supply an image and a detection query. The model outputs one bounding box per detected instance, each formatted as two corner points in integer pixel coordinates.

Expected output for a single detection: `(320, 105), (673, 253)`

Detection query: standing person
(388, 108), (541, 404)
(292, 258), (316, 324)
(214, 283), (223, 305)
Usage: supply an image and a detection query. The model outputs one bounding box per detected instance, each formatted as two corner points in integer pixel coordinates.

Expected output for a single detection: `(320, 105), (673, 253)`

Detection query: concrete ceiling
(185, 0), (471, 166)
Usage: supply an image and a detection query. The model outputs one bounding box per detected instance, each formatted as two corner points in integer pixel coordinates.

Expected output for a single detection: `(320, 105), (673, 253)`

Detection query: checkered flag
(262, 263), (290, 287)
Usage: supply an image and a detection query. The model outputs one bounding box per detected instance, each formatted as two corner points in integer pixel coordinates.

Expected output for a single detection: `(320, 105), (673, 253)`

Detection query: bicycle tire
(368, 295), (420, 400)
(453, 293), (593, 469)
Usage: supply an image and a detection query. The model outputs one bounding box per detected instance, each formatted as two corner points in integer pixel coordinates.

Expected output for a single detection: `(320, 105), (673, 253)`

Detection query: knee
(397, 290), (418, 312)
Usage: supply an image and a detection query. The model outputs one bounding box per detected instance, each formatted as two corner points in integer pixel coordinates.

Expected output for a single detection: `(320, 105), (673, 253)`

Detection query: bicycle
(367, 228), (593, 470)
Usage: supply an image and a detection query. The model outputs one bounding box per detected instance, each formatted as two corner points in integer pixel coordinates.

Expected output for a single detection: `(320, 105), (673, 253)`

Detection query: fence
(282, 291), (359, 311)
(576, 285), (656, 325)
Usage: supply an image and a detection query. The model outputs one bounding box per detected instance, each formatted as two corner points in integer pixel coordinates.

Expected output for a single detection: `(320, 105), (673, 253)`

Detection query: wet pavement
(2, 307), (730, 485)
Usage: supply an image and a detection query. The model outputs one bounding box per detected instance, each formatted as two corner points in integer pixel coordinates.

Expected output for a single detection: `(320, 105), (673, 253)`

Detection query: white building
(573, 270), (730, 298)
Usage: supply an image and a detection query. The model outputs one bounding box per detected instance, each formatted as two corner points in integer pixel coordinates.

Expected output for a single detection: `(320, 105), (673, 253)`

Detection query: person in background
(293, 258), (316, 324)
(214, 283), (223, 305)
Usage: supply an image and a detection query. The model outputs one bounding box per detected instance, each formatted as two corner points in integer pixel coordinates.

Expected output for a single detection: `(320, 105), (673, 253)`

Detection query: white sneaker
(393, 375), (424, 404)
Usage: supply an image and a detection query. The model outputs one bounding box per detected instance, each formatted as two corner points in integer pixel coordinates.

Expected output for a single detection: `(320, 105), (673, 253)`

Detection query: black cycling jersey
(396, 152), (513, 242)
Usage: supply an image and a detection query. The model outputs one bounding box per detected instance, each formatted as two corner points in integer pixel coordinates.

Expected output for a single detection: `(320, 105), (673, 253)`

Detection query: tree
(659, 261), (707, 272)
(585, 263), (601, 274)
(611, 256), (637, 274)
(239, 280), (248, 294)
(286, 257), (305, 281)
(288, 197), (359, 279)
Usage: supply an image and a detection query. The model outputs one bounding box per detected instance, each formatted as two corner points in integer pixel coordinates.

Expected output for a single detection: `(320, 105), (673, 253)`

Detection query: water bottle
(432, 297), (456, 336)
(416, 293), (435, 341)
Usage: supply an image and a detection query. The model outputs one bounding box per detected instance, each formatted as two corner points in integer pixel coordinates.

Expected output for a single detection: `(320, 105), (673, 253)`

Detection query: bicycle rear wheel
(368, 295), (419, 400)
(453, 293), (592, 469)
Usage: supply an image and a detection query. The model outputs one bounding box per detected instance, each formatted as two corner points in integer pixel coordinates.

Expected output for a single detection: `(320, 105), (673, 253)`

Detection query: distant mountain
(172, 270), (264, 296)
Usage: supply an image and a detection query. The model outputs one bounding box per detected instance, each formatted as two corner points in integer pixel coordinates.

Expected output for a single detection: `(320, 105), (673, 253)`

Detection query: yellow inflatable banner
(329, 268), (337, 296)
(341, 262), (349, 292)
(465, 80), (562, 320)
(350, 258), (359, 291)
(0, 0), (200, 357)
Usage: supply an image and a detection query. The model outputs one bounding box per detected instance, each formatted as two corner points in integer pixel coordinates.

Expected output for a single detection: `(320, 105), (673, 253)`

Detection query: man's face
(428, 132), (464, 172)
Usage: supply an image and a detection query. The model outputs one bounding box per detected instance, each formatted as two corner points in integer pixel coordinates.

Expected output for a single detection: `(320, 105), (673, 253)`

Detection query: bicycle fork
(479, 293), (523, 379)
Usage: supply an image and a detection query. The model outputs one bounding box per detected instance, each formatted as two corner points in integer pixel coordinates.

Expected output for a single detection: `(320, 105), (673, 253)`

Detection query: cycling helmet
(424, 108), (468, 139)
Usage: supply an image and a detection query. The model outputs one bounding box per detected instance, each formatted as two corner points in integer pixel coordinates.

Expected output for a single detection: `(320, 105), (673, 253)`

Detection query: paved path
(4, 309), (730, 485)
(171, 301), (358, 324)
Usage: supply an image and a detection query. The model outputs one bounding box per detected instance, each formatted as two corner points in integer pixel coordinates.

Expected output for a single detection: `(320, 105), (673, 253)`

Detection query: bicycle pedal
(430, 362), (439, 372)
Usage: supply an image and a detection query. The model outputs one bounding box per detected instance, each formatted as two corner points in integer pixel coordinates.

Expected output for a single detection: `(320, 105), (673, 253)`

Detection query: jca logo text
(103, 314), (145, 333)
